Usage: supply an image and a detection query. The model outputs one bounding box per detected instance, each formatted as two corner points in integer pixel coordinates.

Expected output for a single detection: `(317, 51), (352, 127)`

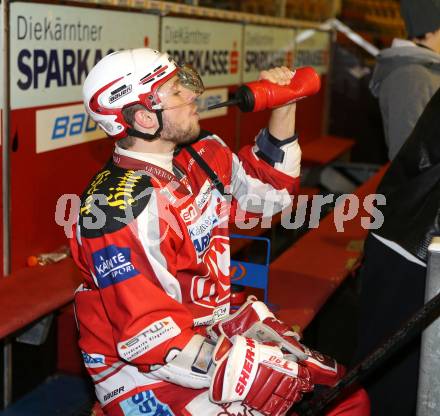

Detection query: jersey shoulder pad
(78, 160), (152, 238)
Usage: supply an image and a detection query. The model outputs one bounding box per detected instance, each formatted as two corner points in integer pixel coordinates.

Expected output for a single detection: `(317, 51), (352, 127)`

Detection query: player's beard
(161, 111), (200, 145)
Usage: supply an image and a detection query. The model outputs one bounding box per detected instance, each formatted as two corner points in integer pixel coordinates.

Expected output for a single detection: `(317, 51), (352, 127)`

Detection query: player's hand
(260, 66), (297, 136)
(207, 296), (306, 360)
(210, 335), (313, 416)
(258, 66), (295, 86)
(208, 296), (344, 386)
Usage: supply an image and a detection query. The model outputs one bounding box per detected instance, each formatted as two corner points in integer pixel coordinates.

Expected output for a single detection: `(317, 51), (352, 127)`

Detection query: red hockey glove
(210, 335), (313, 416)
(207, 296), (344, 386)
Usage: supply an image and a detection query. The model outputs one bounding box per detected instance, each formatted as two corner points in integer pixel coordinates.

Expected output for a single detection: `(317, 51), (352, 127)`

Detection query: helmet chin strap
(126, 110), (164, 141)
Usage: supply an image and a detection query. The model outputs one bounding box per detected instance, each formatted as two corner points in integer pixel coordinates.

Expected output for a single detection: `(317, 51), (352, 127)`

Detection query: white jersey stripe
(137, 191), (183, 302)
(231, 153), (292, 215)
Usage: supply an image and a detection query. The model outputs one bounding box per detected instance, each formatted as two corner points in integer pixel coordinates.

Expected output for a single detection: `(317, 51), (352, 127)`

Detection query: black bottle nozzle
(207, 86), (255, 112)
(207, 98), (240, 111)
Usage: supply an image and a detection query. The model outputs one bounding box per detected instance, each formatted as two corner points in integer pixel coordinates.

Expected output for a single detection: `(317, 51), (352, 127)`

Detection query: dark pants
(355, 234), (426, 416)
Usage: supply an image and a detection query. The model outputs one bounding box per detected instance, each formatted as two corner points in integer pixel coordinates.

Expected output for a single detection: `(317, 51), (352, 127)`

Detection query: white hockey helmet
(83, 48), (204, 140)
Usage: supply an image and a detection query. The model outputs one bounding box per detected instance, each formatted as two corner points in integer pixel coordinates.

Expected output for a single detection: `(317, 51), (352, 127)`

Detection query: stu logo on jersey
(92, 245), (139, 288)
(118, 317), (181, 361)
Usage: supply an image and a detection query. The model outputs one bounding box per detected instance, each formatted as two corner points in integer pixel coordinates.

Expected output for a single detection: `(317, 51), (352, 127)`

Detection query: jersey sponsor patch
(120, 390), (174, 415)
(187, 193), (223, 257)
(180, 203), (197, 223)
(193, 304), (230, 327)
(118, 317), (181, 361)
(104, 386), (126, 403)
(195, 179), (212, 210)
(82, 352), (106, 369)
(212, 303), (229, 322)
(189, 213), (218, 255)
(92, 245), (140, 288)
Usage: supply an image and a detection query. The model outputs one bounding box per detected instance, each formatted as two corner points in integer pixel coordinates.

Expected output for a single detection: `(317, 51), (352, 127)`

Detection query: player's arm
(73, 186), (197, 373)
(224, 66), (303, 222)
(253, 66), (301, 179)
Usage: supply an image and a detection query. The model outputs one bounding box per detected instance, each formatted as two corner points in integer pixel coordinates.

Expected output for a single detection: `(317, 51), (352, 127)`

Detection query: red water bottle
(242, 66), (321, 112)
(208, 67), (321, 113)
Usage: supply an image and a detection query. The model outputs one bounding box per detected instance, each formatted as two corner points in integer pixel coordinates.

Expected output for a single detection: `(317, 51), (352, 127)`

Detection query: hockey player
(71, 48), (369, 415)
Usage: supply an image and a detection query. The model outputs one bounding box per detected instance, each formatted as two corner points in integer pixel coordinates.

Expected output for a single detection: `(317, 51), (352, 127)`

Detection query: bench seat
(269, 164), (388, 330)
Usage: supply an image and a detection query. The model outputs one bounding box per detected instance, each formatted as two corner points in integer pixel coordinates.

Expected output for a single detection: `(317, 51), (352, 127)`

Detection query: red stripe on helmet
(139, 65), (169, 85)
(88, 76), (124, 115)
(88, 76), (128, 140)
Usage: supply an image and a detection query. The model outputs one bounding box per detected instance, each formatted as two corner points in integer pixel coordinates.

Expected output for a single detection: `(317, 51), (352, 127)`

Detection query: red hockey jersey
(70, 132), (299, 409)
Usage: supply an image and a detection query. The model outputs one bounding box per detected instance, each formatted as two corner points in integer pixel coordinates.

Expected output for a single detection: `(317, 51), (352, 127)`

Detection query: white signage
(10, 3), (160, 109)
(243, 25), (295, 82)
(196, 88), (228, 119)
(161, 17), (242, 88)
(36, 104), (105, 153)
(295, 30), (330, 75)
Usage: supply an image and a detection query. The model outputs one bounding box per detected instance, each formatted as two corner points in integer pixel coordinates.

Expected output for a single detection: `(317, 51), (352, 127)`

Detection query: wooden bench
(0, 259), (82, 340)
(301, 135), (355, 167)
(268, 164), (388, 331)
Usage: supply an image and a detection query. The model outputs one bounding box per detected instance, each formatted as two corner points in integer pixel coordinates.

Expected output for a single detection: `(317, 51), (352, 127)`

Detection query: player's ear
(134, 108), (159, 130)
